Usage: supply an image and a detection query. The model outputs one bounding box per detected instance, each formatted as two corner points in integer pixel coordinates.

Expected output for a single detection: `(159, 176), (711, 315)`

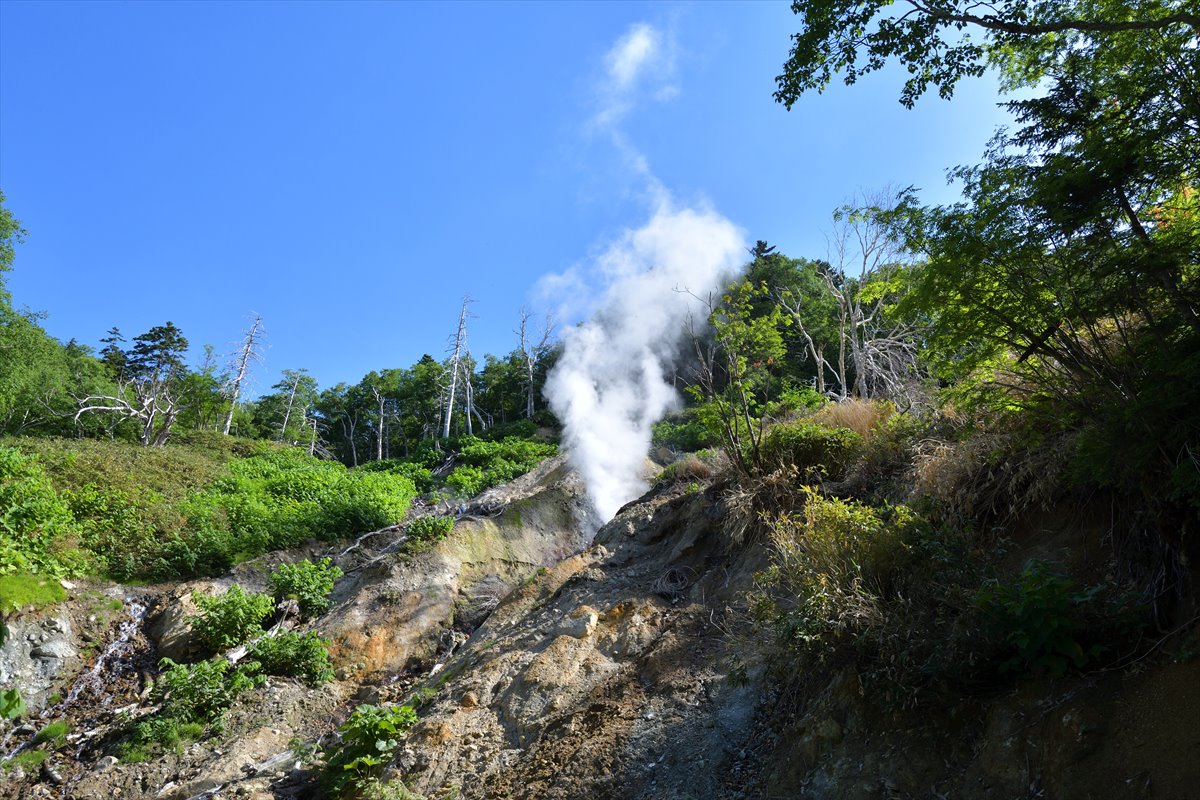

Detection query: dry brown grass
(720, 465), (807, 549)
(655, 451), (727, 487)
(811, 398), (895, 440)
(910, 429), (1073, 523)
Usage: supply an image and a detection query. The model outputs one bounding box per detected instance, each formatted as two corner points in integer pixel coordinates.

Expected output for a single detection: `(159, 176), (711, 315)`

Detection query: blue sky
(0, 1), (1014, 395)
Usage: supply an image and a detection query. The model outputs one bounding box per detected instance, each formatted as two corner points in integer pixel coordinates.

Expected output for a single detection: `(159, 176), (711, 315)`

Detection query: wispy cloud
(606, 23), (661, 90)
(591, 22), (678, 131)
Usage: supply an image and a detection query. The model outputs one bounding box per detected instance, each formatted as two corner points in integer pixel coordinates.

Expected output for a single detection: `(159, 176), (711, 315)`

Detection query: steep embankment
(4, 454), (1198, 799)
(388, 479), (1200, 800)
(0, 456), (592, 798)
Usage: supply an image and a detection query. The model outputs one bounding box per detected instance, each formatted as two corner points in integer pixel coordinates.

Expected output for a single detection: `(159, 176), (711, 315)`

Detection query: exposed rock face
(0, 606), (79, 713)
(144, 580), (228, 663)
(6, 456), (1199, 799)
(397, 484), (765, 800)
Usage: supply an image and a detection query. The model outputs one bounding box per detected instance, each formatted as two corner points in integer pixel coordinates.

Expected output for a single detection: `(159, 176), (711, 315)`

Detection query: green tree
(777, 1), (1200, 507)
(775, 0), (1199, 109)
(690, 280), (791, 473)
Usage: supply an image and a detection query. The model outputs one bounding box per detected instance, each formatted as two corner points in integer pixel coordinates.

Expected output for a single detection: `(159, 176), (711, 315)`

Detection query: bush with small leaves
(977, 560), (1106, 677)
(407, 515), (454, 543)
(758, 421), (863, 478)
(250, 631), (334, 687)
(322, 703), (419, 794)
(270, 558), (342, 619)
(121, 657), (263, 759)
(189, 584), (274, 653)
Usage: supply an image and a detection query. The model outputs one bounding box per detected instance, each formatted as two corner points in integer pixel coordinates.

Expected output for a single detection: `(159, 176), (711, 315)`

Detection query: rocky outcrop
(7, 456), (1199, 800)
(0, 607), (79, 714)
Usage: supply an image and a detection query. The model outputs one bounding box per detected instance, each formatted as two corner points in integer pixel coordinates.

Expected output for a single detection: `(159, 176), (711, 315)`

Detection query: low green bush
(3, 438), (417, 583)
(652, 412), (719, 452)
(122, 657), (263, 759)
(481, 418), (539, 441)
(355, 460), (437, 493)
(32, 720), (69, 747)
(444, 436), (557, 497)
(322, 704), (419, 794)
(250, 631), (334, 686)
(0, 572), (67, 615)
(0, 687), (25, 720)
(753, 489), (986, 705)
(758, 421), (863, 478)
(270, 558), (342, 619)
(190, 584), (274, 653)
(445, 465), (485, 497)
(977, 560), (1106, 677)
(0, 446), (85, 577)
(406, 515), (454, 543)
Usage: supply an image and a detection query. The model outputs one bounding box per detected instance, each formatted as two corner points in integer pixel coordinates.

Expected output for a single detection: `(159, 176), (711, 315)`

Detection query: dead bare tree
(75, 381), (183, 446)
(222, 314), (265, 435)
(779, 190), (922, 403)
(517, 307), (555, 419)
(442, 296), (485, 437)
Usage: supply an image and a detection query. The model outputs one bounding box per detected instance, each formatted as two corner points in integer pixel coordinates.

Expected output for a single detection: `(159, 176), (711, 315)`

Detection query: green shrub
(445, 465), (485, 497)
(753, 489), (986, 705)
(0, 572), (66, 615)
(0, 446), (83, 576)
(765, 384), (827, 418)
(189, 584), (274, 653)
(322, 704), (418, 794)
(270, 558), (342, 619)
(356, 460), (437, 493)
(250, 631), (334, 686)
(481, 418), (539, 441)
(0, 687), (25, 720)
(407, 515), (454, 543)
(444, 436), (557, 497)
(324, 471), (416, 533)
(3, 748), (47, 771)
(153, 657), (263, 723)
(124, 717), (205, 756)
(758, 421), (863, 478)
(977, 560), (1106, 677)
(652, 412), (719, 452)
(123, 657), (264, 758)
(32, 720), (69, 747)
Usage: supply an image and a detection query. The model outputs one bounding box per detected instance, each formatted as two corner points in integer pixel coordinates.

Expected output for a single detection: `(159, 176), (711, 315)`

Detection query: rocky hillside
(2, 454), (1198, 799)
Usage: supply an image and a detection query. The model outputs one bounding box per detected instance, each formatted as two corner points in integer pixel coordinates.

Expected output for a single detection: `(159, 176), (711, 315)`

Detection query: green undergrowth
(401, 515), (455, 555)
(750, 482), (1143, 707)
(0, 572), (67, 614)
(0, 439), (416, 582)
(321, 703), (419, 795)
(2, 747), (48, 771)
(120, 560), (339, 761)
(368, 436), (557, 500)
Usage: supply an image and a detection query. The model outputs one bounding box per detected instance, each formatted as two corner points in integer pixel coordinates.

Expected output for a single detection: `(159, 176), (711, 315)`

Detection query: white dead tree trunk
(280, 374), (301, 441)
(821, 190), (917, 401)
(442, 297), (484, 437)
(773, 289), (834, 396)
(222, 314), (264, 436)
(371, 384), (386, 461)
(75, 379), (183, 447)
(517, 307), (554, 419)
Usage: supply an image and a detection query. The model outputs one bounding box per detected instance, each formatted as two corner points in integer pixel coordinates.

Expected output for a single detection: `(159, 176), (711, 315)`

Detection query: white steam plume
(544, 196), (745, 525)
(542, 21), (745, 526)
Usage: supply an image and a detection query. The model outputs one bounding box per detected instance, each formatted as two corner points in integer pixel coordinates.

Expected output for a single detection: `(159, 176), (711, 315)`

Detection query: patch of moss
(33, 720), (69, 747)
(0, 573), (66, 615)
(2, 747), (48, 771)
